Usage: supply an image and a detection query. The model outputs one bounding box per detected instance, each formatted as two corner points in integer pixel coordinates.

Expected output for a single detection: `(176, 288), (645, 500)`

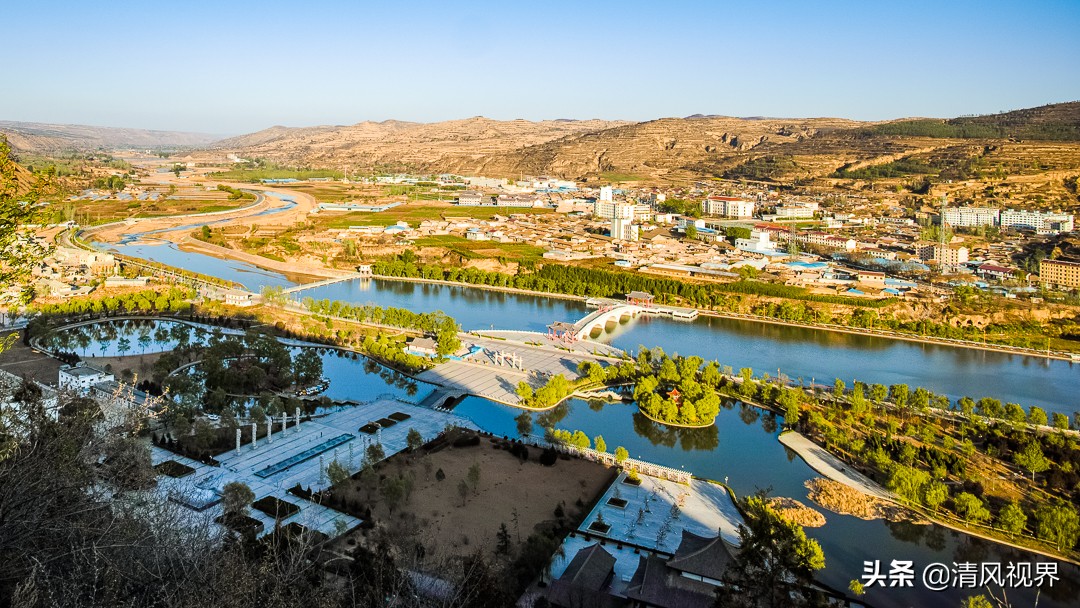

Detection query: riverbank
(779, 431), (893, 500)
(350, 274), (1080, 362)
(181, 237), (345, 283)
(781, 430), (1080, 566)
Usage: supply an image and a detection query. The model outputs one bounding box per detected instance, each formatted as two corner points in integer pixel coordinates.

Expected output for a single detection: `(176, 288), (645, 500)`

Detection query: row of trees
(28, 286), (194, 323)
(370, 254), (883, 310)
(301, 298), (461, 357)
(733, 364), (1080, 554)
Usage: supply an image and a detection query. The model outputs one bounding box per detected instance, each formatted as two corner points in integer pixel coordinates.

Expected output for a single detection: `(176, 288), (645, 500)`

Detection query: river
(91, 244), (1080, 608)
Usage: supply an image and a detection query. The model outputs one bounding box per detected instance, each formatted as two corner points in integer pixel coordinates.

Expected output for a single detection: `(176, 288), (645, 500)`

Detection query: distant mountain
(0, 120), (224, 153)
(206, 102), (1080, 184)
(863, 102), (1080, 141)
(211, 117), (627, 171)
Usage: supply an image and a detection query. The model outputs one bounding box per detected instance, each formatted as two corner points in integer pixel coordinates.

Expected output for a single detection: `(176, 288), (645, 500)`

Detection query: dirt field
(0, 332), (63, 385)
(327, 432), (616, 562)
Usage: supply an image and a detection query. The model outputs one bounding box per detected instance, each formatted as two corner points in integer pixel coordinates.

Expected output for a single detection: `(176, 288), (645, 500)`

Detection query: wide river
(100, 245), (1080, 608)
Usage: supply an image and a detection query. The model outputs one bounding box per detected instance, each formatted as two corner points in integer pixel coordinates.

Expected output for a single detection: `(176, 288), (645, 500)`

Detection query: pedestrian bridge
(572, 304), (646, 340)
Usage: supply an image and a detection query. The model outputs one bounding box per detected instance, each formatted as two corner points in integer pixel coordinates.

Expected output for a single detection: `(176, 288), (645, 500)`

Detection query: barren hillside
(212, 117), (629, 172)
(209, 102), (1080, 189)
(0, 121), (222, 153)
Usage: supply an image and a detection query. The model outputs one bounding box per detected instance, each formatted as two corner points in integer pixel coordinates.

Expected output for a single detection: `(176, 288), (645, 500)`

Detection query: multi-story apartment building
(1040, 259), (1080, 289)
(941, 206), (1000, 228)
(917, 243), (969, 267)
(1000, 209), (1074, 234)
(701, 196), (755, 218)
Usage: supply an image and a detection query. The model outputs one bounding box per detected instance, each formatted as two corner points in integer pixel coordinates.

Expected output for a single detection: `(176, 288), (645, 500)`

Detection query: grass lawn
(315, 201), (553, 229)
(412, 235), (547, 263)
(599, 171), (644, 183)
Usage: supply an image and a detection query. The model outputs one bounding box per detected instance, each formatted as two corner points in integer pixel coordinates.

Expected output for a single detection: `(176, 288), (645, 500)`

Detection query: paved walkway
(419, 335), (621, 405)
(779, 431), (893, 500)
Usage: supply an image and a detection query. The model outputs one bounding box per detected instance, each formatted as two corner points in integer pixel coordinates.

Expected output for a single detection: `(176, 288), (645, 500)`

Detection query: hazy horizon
(4, 0), (1079, 133)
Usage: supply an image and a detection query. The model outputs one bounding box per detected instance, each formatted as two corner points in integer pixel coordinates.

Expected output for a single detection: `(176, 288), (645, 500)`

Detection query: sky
(4, 0), (1079, 134)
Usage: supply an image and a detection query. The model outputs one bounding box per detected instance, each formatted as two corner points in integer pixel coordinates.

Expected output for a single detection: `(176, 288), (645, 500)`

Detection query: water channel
(80, 243), (1080, 608)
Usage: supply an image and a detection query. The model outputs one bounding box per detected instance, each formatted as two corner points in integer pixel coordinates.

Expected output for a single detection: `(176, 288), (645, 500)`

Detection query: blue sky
(4, 0), (1079, 134)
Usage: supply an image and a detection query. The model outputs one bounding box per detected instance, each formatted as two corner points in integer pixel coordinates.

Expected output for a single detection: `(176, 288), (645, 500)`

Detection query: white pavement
(577, 472), (744, 555)
(779, 431), (893, 501)
(152, 399), (479, 539)
(418, 335), (623, 404)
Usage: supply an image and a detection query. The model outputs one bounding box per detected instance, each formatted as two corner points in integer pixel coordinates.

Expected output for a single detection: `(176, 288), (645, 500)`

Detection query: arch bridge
(571, 303), (646, 340)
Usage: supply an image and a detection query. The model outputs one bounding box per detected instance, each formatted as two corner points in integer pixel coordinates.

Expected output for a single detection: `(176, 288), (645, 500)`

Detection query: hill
(862, 102), (1080, 141)
(208, 102), (1080, 189)
(211, 117), (629, 173)
(0, 120), (223, 153)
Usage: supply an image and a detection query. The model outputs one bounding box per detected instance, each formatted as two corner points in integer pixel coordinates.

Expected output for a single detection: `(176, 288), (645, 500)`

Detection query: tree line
(301, 298), (461, 357)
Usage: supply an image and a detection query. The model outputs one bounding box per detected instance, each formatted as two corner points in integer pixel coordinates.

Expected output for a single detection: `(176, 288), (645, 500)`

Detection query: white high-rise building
(702, 196), (755, 218)
(599, 186), (614, 202)
(1000, 209), (1074, 234)
(610, 202), (638, 241)
(941, 207), (1000, 228)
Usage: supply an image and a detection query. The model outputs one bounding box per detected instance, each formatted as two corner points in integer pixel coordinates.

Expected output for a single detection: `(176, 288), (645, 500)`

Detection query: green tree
(959, 596), (994, 608)
(515, 381), (534, 402)
(293, 348), (324, 386)
(406, 428), (424, 451)
(1034, 501), (1080, 551)
(953, 492), (990, 524)
(716, 495), (825, 608)
(221, 481), (254, 518)
(922, 480), (948, 512)
(457, 478), (470, 506)
(467, 462), (481, 494)
(614, 446), (629, 464)
(381, 476), (407, 514)
(1052, 412), (1070, 430)
(1028, 406), (1048, 427)
(1014, 442), (1051, 481)
(326, 459), (350, 486)
(685, 224), (698, 240)
(594, 435), (607, 453)
(496, 523), (512, 554)
(996, 501), (1027, 537)
(887, 465), (929, 505)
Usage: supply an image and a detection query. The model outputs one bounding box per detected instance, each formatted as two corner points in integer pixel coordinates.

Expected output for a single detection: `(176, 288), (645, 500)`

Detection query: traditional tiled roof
(667, 530), (738, 581)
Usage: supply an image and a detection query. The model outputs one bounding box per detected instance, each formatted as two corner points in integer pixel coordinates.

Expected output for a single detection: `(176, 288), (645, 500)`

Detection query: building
(976, 263), (1016, 282)
(495, 194), (540, 207)
(633, 203), (655, 223)
(599, 186), (614, 202)
(917, 244), (969, 267)
(762, 201), (817, 221)
(610, 202), (638, 241)
(406, 337), (439, 357)
(59, 365), (114, 392)
(701, 196), (754, 218)
(224, 291), (255, 307)
(623, 531), (738, 608)
(942, 206), (1000, 228)
(1000, 209), (1074, 234)
(543, 544), (619, 608)
(457, 191), (486, 206)
(1040, 258), (1080, 289)
(594, 199), (616, 219)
